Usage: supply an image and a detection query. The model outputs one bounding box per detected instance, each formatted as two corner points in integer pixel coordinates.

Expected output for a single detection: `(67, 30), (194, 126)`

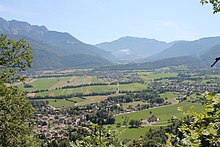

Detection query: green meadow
(33, 96), (108, 107)
(115, 102), (204, 125)
(116, 126), (160, 140)
(75, 96), (108, 106)
(159, 92), (177, 99)
(19, 76), (107, 92)
(122, 101), (148, 109)
(112, 101), (204, 140)
(119, 83), (147, 91)
(33, 97), (83, 108)
(147, 72), (178, 79)
(18, 77), (69, 92)
(35, 85), (117, 97)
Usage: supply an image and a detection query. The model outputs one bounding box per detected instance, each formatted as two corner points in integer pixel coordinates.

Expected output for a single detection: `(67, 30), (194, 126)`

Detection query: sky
(0, 0), (220, 44)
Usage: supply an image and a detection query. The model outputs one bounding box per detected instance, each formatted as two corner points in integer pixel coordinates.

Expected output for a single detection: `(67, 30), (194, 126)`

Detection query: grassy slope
(115, 102), (203, 124)
(115, 126), (159, 140)
(112, 101), (204, 140)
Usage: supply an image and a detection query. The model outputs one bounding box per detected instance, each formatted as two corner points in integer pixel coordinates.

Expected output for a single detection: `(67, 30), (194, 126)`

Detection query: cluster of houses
(95, 71), (141, 82)
(29, 69), (220, 143)
(152, 77), (219, 96)
(32, 106), (89, 142)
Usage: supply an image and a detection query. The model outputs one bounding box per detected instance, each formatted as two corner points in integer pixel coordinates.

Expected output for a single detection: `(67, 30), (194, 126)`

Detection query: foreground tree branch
(0, 34), (39, 146)
(201, 0), (220, 13)
(211, 57), (220, 67)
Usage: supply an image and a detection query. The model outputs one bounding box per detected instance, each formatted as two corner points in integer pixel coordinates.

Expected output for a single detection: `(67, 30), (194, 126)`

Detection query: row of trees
(29, 91), (115, 100)
(61, 82), (108, 89)
(107, 92), (164, 104)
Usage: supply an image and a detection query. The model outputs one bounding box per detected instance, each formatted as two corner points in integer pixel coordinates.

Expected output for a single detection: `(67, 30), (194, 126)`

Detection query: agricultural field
(20, 69), (210, 109)
(19, 76), (107, 91)
(159, 92), (177, 99)
(119, 83), (147, 92)
(18, 77), (70, 92)
(75, 96), (108, 106)
(66, 76), (107, 85)
(19, 72), (152, 107)
(115, 126), (159, 140)
(32, 96), (108, 108)
(33, 85), (117, 97)
(32, 97), (83, 108)
(147, 72), (178, 79)
(115, 102), (203, 125)
(25, 67), (220, 144)
(112, 101), (204, 140)
(122, 101), (148, 110)
(138, 72), (178, 82)
(159, 92), (178, 104)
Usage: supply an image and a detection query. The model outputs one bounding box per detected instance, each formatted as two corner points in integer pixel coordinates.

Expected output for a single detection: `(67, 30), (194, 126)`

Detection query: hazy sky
(0, 0), (220, 44)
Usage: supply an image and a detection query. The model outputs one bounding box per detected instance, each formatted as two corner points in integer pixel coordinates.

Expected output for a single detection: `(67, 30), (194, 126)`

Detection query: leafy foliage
(166, 94), (220, 146)
(74, 124), (122, 146)
(129, 119), (142, 128)
(201, 0), (220, 13)
(0, 85), (35, 146)
(0, 34), (38, 146)
(0, 34), (32, 83)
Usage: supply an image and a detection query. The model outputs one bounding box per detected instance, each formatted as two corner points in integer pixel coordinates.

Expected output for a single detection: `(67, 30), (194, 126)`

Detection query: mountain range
(96, 36), (173, 61)
(0, 17), (220, 70)
(143, 36), (220, 62)
(0, 17), (116, 69)
(97, 41), (220, 70)
(96, 36), (220, 65)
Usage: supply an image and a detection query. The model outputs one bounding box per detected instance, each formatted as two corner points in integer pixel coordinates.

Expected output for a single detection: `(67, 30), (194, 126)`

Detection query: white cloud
(118, 49), (130, 55)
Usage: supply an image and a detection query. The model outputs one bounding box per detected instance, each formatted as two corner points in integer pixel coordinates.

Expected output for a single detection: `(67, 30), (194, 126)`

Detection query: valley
(1, 15), (220, 146)
(16, 66), (218, 145)
(1, 0), (220, 146)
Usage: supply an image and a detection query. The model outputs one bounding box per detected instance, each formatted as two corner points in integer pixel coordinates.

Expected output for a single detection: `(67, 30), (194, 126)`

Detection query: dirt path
(27, 93), (36, 97)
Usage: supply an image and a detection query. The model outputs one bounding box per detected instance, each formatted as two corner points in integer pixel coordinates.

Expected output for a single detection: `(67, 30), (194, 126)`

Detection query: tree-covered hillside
(0, 17), (115, 69)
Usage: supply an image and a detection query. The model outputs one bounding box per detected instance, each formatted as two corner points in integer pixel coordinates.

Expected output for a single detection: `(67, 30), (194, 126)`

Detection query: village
(27, 68), (220, 144)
